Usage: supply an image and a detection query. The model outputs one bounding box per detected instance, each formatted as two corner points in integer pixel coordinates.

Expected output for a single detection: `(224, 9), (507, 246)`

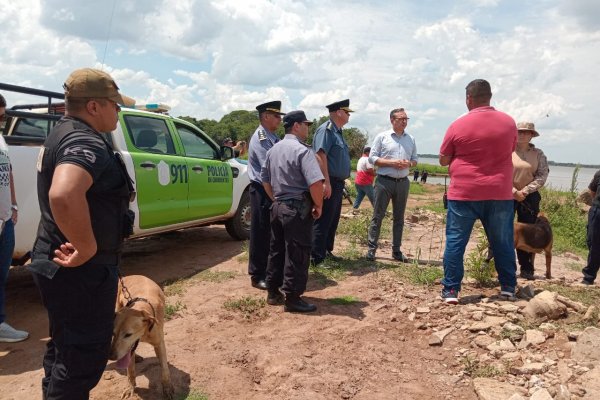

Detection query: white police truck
(0, 83), (251, 265)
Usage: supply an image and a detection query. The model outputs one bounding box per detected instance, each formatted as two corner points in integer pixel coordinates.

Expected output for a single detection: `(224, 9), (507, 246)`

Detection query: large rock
(529, 388), (553, 400)
(572, 327), (600, 363)
(472, 377), (520, 400)
(510, 363), (548, 375)
(429, 327), (454, 346)
(522, 291), (567, 321)
(579, 366), (600, 399)
(524, 330), (547, 345)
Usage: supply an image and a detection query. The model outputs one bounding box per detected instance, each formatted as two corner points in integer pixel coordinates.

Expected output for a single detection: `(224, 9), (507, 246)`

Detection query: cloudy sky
(1, 0), (599, 164)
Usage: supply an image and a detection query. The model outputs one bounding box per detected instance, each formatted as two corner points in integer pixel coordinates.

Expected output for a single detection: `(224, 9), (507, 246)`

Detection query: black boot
(267, 289), (284, 305)
(284, 294), (317, 313)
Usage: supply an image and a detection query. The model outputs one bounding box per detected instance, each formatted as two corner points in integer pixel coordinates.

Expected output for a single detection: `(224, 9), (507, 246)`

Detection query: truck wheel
(225, 190), (250, 240)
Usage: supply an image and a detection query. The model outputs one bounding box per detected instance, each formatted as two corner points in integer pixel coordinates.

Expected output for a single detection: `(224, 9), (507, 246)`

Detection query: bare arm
(49, 164), (97, 267)
(309, 180), (324, 219)
(315, 150), (332, 199)
(375, 158), (414, 169)
(439, 154), (452, 166)
(262, 182), (275, 202)
(9, 169), (17, 225)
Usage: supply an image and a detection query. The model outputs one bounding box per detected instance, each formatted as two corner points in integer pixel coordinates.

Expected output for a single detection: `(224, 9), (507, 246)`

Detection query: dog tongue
(115, 351), (132, 370)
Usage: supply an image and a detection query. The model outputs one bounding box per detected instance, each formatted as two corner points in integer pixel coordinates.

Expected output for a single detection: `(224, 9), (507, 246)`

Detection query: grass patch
(462, 356), (503, 378)
(223, 296), (266, 319)
(565, 262), (584, 272)
(337, 211), (391, 246)
(328, 295), (360, 305)
(177, 390), (209, 400)
(540, 186), (587, 255)
(422, 203), (446, 214)
(236, 240), (249, 262)
(194, 270), (237, 283)
(409, 182), (426, 195)
(165, 301), (186, 320)
(338, 242), (363, 260)
(541, 283), (600, 307)
(309, 258), (368, 285)
(164, 279), (187, 297)
(392, 263), (443, 286)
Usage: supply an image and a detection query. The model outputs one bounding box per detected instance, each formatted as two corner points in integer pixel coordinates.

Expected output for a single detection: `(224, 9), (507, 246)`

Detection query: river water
(417, 157), (598, 192)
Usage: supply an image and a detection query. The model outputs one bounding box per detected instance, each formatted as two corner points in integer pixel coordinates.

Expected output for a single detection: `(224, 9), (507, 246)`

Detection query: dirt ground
(0, 184), (590, 400)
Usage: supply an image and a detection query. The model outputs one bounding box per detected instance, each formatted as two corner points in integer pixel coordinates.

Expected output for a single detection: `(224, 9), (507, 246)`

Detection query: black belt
(377, 174), (408, 182)
(278, 198), (305, 209)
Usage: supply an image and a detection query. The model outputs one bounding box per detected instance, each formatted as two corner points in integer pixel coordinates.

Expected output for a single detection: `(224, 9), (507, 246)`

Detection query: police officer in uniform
(261, 111), (324, 312)
(247, 101), (285, 290)
(28, 68), (135, 400)
(311, 99), (353, 265)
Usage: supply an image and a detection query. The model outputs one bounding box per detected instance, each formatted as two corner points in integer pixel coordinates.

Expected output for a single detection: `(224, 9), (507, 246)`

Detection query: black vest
(33, 117), (130, 265)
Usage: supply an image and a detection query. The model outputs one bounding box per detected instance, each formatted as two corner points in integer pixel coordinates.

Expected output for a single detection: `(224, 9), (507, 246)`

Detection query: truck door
(122, 114), (189, 228)
(173, 123), (232, 219)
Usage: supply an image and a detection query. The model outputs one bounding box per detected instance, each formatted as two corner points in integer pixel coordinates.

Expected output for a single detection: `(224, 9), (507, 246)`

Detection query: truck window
(123, 115), (176, 155)
(12, 117), (55, 138)
(176, 124), (218, 160)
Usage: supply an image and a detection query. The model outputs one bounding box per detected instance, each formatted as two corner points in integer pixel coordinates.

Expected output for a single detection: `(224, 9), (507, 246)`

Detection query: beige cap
(63, 68), (135, 106)
(516, 121), (539, 137)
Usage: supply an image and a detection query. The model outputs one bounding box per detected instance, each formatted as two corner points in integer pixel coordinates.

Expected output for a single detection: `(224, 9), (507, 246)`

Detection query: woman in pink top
(512, 122), (549, 280)
(353, 146), (375, 210)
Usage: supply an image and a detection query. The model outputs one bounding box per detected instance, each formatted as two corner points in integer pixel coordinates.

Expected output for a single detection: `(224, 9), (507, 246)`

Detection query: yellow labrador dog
(110, 275), (174, 399)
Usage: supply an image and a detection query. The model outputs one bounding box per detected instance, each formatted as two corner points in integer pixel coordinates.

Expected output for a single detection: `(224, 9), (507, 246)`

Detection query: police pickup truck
(0, 83), (251, 265)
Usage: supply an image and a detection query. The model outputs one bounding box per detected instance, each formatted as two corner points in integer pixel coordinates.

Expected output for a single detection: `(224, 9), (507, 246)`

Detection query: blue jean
(353, 183), (374, 208)
(0, 219), (15, 324)
(442, 200), (516, 293)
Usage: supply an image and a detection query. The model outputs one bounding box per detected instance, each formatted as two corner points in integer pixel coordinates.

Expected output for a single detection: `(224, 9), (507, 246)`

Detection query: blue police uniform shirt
(369, 130), (418, 179)
(248, 124), (279, 183)
(311, 119), (351, 180)
(261, 134), (324, 201)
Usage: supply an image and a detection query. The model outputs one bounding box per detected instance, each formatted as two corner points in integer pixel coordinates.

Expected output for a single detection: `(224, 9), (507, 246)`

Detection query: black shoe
(582, 279), (594, 286)
(284, 295), (317, 313)
(311, 258), (324, 266)
(519, 271), (535, 280)
(365, 249), (376, 261)
(267, 289), (284, 305)
(326, 251), (342, 262)
(251, 278), (268, 290)
(392, 251), (409, 263)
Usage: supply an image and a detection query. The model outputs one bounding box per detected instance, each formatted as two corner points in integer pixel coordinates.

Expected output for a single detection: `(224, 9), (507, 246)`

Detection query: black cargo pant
(311, 177), (344, 263)
(583, 204), (600, 283)
(266, 200), (313, 295)
(248, 181), (273, 281)
(32, 263), (118, 400)
(515, 191), (541, 274)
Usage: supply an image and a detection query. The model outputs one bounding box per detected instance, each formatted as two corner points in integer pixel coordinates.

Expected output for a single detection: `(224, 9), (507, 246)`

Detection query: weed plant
(165, 301), (186, 320)
(328, 296), (360, 305)
(223, 296), (266, 319)
(465, 232), (497, 287)
(177, 390), (209, 400)
(194, 270), (237, 283)
(540, 186), (587, 254)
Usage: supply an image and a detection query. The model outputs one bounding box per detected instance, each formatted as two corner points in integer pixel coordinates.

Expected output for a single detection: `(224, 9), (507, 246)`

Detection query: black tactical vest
(33, 117), (130, 265)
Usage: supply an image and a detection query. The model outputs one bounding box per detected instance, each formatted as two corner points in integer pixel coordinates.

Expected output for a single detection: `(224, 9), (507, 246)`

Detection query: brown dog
(514, 212), (553, 279)
(110, 275), (174, 399)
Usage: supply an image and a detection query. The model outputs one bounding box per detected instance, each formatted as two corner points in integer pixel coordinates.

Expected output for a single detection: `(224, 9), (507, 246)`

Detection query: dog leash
(117, 270), (156, 332)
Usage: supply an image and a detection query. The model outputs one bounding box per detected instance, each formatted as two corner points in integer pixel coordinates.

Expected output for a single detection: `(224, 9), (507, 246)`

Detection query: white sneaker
(0, 322), (29, 342)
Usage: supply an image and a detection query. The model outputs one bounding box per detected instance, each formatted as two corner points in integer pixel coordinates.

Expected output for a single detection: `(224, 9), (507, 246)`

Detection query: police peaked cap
(326, 99), (354, 112)
(283, 110), (313, 129)
(256, 100), (285, 115)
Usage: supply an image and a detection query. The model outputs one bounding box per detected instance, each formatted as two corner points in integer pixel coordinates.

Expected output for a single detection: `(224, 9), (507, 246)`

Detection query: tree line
(178, 110), (368, 158)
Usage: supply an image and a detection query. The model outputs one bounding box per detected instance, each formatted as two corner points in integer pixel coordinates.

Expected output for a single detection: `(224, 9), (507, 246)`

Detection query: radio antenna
(101, 0), (118, 69)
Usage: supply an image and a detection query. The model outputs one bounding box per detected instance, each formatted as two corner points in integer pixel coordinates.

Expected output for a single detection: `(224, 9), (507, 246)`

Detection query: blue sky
(1, 0), (599, 164)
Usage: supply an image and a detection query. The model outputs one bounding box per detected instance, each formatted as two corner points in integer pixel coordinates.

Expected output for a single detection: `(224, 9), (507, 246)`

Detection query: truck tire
(225, 190), (250, 240)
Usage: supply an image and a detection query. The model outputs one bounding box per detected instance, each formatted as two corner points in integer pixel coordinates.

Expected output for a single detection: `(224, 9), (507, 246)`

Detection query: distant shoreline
(417, 154), (600, 169)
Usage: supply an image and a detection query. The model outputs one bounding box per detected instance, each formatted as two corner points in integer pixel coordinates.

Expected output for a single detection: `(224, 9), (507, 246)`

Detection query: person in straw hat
(511, 121), (549, 280)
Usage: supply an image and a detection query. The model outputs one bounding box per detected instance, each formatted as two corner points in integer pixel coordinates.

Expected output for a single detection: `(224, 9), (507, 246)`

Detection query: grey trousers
(368, 176), (410, 252)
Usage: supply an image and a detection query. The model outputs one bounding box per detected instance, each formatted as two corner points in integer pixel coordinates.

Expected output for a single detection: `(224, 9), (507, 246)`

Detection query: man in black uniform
(311, 99), (353, 265)
(582, 169), (600, 285)
(247, 101), (285, 290)
(28, 68), (135, 400)
(262, 111), (324, 312)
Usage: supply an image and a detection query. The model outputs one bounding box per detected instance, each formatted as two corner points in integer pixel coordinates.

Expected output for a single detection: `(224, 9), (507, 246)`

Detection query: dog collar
(126, 297), (157, 332)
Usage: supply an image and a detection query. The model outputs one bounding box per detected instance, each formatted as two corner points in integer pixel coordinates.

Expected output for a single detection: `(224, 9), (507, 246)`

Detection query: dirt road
(0, 186), (591, 399)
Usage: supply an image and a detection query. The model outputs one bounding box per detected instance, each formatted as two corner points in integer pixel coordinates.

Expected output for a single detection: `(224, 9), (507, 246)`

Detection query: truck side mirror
(220, 145), (234, 160)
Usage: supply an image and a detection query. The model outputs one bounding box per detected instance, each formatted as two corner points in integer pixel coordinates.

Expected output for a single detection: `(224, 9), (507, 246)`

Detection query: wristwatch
(11, 204), (18, 211)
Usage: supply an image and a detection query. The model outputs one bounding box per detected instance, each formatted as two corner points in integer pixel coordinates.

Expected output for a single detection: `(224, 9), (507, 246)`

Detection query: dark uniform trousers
(32, 262), (118, 400)
(266, 200), (313, 295)
(514, 191), (541, 274)
(583, 204), (600, 282)
(311, 177), (344, 262)
(248, 181), (272, 280)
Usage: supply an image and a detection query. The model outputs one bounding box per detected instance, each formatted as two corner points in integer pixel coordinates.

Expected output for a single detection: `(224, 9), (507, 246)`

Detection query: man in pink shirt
(439, 79), (517, 304)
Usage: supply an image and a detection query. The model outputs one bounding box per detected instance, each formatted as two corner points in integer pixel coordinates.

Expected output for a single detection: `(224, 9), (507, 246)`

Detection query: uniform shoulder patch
(326, 121), (333, 131)
(258, 129), (268, 141)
